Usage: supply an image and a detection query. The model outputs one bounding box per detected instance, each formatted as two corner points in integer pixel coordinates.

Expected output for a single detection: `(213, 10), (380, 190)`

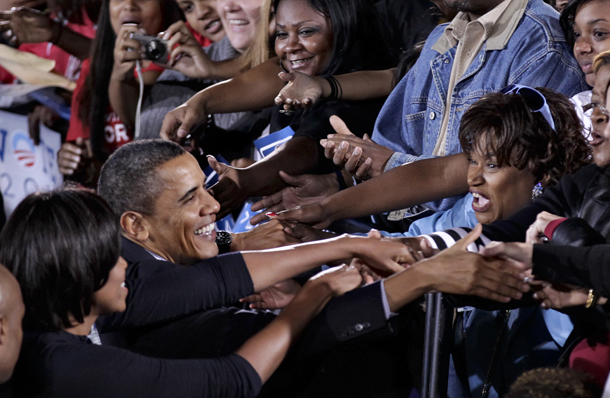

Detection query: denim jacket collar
(432, 0), (527, 54)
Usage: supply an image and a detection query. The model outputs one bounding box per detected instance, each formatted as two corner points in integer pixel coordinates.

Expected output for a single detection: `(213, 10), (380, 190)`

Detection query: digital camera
(130, 33), (168, 63)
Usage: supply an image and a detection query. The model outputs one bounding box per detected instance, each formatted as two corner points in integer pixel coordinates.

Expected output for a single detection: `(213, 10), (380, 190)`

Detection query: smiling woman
(560, 0), (610, 135)
(274, 0), (333, 77)
(217, 0), (261, 52)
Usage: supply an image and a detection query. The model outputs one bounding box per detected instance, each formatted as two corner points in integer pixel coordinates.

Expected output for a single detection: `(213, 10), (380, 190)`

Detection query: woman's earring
(532, 182), (543, 200)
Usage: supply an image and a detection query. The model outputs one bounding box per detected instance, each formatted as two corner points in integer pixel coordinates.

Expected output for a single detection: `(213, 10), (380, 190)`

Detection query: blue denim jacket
(371, 0), (588, 211)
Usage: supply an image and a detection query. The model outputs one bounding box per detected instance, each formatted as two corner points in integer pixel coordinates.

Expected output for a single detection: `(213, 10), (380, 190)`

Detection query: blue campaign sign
(254, 126), (295, 158)
(0, 110), (62, 218)
(233, 201), (262, 233)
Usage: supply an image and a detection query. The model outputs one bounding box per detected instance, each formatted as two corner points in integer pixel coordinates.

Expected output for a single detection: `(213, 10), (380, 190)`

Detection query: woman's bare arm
(275, 68), (395, 111)
(160, 57), (283, 145)
(277, 153), (470, 228)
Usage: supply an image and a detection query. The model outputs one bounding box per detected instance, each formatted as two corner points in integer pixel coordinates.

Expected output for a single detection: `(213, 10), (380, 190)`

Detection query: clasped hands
(481, 234), (604, 310)
(320, 115), (394, 180)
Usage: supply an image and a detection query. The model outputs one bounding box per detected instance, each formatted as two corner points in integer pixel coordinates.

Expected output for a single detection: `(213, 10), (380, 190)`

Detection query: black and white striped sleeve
(420, 227), (491, 252)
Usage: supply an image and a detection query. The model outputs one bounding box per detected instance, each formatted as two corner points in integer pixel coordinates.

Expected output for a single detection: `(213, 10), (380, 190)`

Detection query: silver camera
(130, 33), (168, 63)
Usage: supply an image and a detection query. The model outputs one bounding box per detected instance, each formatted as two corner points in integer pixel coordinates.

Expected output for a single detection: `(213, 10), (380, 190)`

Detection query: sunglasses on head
(500, 84), (556, 133)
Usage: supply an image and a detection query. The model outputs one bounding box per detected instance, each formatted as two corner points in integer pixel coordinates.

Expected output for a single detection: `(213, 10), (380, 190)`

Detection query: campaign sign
(203, 154), (235, 232)
(254, 126), (295, 158)
(0, 110), (63, 217)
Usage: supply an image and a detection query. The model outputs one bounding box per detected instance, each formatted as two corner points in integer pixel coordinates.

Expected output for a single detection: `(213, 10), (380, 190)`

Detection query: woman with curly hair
(385, 86), (591, 238)
(370, 86), (591, 398)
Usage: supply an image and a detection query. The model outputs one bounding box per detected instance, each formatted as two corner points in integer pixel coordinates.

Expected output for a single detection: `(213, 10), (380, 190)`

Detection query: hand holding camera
(130, 32), (169, 63)
(111, 24), (146, 82)
(159, 20), (216, 79)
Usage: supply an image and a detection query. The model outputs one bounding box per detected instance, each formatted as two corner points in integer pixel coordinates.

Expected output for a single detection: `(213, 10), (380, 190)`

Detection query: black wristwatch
(216, 231), (233, 254)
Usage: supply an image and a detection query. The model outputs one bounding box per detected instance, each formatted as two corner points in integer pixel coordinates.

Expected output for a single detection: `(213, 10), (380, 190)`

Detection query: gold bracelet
(585, 289), (599, 309)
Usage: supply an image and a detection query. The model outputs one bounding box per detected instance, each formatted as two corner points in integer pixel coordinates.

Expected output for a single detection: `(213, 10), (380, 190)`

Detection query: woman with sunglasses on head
(408, 86), (590, 397)
(0, 187), (365, 397)
(276, 86), (591, 397)
(381, 86), (590, 239)
(478, 53), (610, 391)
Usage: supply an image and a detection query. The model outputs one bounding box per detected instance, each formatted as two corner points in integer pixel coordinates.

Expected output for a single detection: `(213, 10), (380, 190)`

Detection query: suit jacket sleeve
(292, 281), (393, 359)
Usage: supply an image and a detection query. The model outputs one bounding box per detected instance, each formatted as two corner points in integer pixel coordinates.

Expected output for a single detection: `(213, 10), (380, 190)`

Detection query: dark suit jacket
(119, 237), (398, 351)
(119, 238), (421, 397)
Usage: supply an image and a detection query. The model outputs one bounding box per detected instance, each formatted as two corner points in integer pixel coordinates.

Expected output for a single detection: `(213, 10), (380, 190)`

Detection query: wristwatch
(215, 231), (233, 254)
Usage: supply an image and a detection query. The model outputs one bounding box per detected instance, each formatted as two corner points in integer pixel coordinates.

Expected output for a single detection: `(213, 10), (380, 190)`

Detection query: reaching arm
(207, 136), (320, 219)
(236, 264), (361, 383)
(384, 225), (529, 311)
(160, 57), (283, 145)
(53, 24), (92, 60)
(241, 233), (417, 292)
(275, 69), (396, 111)
(277, 153), (469, 228)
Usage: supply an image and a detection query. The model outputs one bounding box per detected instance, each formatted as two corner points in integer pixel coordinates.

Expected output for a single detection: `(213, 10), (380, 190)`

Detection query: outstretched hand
(350, 258), (382, 285)
(274, 71), (323, 112)
(350, 229), (429, 276)
(0, 7), (59, 46)
(481, 241), (533, 270)
(308, 264), (363, 297)
(281, 221), (335, 243)
(274, 203), (331, 229)
(160, 95), (208, 147)
(530, 281), (590, 309)
(320, 116), (394, 179)
(250, 171), (339, 225)
(416, 225), (530, 302)
(232, 219), (300, 251)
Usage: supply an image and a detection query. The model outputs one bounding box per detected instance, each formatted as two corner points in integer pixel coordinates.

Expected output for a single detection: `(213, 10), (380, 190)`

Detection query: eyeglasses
(500, 84), (556, 133)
